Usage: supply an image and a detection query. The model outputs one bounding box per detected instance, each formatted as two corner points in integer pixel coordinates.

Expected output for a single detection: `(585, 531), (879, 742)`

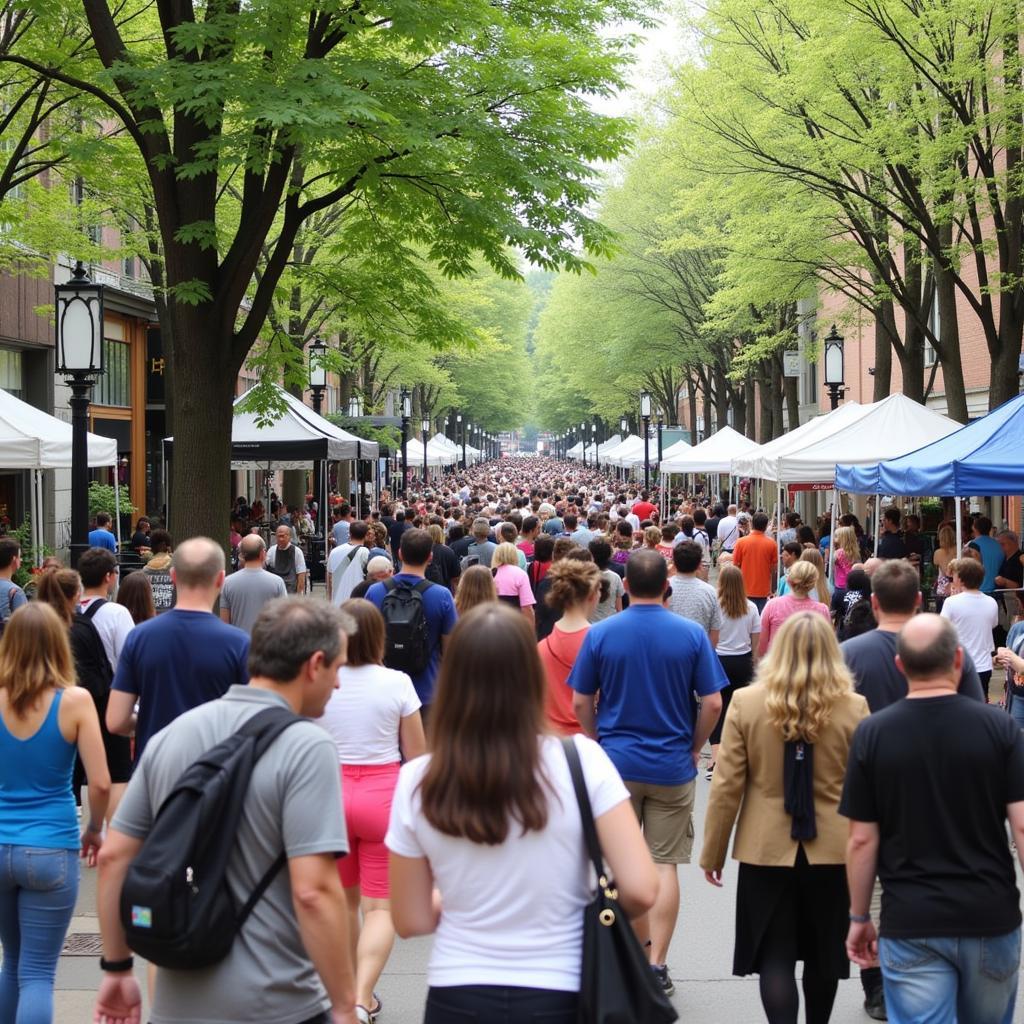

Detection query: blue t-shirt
(88, 528), (117, 552)
(365, 573), (457, 705)
(969, 535), (1004, 595)
(332, 520), (350, 546)
(568, 604), (728, 786)
(0, 578), (27, 620)
(112, 609), (249, 761)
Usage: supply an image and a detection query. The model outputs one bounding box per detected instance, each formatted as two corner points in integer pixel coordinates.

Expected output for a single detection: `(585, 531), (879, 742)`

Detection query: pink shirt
(493, 564), (536, 608)
(758, 595), (831, 655)
(834, 550), (854, 589)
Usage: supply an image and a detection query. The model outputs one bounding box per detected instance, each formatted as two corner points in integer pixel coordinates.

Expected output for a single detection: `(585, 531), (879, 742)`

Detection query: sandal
(355, 994), (383, 1023)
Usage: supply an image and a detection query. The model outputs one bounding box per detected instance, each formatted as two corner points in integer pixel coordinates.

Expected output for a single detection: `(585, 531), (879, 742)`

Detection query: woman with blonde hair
(0, 603), (111, 1023)
(701, 613), (869, 1024)
(538, 559), (603, 735)
(642, 525), (662, 551)
(932, 521), (958, 612)
(490, 542), (536, 625)
(831, 526), (860, 592)
(455, 565), (497, 616)
(797, 548), (832, 607)
(758, 561), (831, 655)
(709, 565), (761, 777)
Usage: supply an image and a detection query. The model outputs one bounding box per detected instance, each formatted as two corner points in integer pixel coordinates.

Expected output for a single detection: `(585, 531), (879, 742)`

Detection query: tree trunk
(167, 313), (236, 548)
(783, 365), (799, 431)
(714, 365), (729, 430)
(991, 292), (1024, 409)
(687, 379), (699, 446)
(770, 361), (785, 440)
(935, 264), (969, 422)
(743, 378), (756, 439)
(758, 366), (774, 443)
(872, 299), (894, 401)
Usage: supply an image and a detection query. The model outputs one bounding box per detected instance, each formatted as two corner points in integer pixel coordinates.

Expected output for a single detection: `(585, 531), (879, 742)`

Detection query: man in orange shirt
(732, 511), (778, 612)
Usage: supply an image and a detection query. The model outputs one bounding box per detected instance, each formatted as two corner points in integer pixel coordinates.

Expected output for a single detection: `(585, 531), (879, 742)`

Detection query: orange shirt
(539, 625), (589, 735)
(733, 531), (778, 598)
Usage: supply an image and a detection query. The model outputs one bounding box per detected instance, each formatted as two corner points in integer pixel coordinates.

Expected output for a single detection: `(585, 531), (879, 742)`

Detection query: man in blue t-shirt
(88, 512), (118, 552)
(569, 549), (726, 997)
(366, 527), (456, 715)
(107, 537), (250, 762)
(968, 515), (1004, 596)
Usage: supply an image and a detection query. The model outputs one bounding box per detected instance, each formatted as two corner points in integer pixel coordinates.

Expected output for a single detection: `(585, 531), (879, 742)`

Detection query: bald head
(239, 534), (267, 564)
(897, 614), (961, 687)
(863, 557), (883, 577)
(171, 537), (226, 590)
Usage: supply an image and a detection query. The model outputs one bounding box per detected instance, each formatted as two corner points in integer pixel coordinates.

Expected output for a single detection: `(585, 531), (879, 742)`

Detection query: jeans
(424, 985), (578, 1023)
(751, 597), (768, 613)
(1009, 689), (1024, 732)
(879, 929), (1020, 1024)
(0, 845), (80, 1024)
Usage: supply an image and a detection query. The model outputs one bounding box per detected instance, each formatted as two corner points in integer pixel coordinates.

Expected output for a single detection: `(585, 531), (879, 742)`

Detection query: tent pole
(776, 483), (783, 584)
(30, 470), (38, 566)
(37, 469), (45, 564)
(873, 494), (880, 556)
(828, 490), (839, 580)
(955, 498), (963, 556)
(114, 474), (122, 553)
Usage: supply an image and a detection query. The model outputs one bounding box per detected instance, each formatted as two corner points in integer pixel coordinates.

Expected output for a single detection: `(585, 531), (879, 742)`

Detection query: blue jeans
(0, 845), (80, 1024)
(1008, 690), (1024, 731)
(880, 930), (1020, 1024)
(424, 986), (578, 1023)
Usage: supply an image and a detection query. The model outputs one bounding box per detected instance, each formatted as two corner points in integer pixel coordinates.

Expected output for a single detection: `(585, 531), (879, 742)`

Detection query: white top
(265, 544), (307, 574)
(79, 597), (135, 672)
(717, 515), (740, 551)
(318, 663), (420, 764)
(941, 591), (999, 672)
(716, 600), (762, 656)
(386, 733), (629, 990)
(326, 542), (370, 606)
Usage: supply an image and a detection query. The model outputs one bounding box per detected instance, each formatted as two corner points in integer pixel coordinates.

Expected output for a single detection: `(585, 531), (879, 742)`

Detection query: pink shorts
(337, 762), (401, 898)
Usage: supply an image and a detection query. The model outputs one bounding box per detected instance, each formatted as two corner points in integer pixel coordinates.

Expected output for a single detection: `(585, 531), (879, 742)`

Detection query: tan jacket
(701, 683), (868, 870)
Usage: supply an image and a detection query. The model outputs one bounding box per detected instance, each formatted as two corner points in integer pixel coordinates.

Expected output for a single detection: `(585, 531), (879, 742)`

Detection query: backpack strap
(82, 597), (107, 621)
(382, 577), (399, 594)
(413, 579), (433, 594)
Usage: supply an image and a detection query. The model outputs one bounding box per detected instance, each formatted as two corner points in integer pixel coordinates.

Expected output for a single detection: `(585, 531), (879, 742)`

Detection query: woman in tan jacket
(701, 612), (868, 1024)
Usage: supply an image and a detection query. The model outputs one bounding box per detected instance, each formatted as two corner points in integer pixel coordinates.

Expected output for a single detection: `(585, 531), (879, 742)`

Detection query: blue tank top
(0, 689), (79, 849)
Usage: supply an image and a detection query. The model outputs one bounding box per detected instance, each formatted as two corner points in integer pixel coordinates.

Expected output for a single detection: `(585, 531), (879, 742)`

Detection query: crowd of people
(0, 454), (1022, 1024)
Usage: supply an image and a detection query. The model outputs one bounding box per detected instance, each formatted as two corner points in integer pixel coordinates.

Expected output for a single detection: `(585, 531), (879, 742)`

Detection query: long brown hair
(419, 604), (549, 845)
(717, 564), (748, 619)
(340, 598), (385, 667)
(455, 565), (497, 616)
(117, 571), (156, 625)
(0, 603), (75, 715)
(37, 569), (81, 626)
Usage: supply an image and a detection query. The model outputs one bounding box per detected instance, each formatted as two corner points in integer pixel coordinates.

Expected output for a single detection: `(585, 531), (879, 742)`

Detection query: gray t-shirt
(667, 575), (723, 636)
(591, 569), (624, 623)
(0, 578), (27, 620)
(220, 567), (288, 634)
(113, 686), (347, 1024)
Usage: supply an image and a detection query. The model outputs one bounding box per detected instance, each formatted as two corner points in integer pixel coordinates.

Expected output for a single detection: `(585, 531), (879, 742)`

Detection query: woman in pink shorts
(318, 599), (427, 1024)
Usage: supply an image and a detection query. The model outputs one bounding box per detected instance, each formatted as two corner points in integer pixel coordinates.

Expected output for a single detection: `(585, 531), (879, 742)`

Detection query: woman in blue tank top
(0, 602), (110, 1024)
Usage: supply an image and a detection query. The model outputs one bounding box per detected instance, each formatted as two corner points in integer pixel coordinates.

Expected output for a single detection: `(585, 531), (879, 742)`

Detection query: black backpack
(70, 600), (113, 707)
(380, 577), (433, 676)
(119, 706), (302, 970)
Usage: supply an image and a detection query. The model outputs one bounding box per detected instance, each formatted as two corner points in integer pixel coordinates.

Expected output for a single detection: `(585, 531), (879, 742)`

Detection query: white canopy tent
(597, 434), (622, 459)
(566, 440), (585, 460)
(659, 426), (758, 518)
(405, 441), (459, 468)
(603, 435), (649, 469)
(0, 388), (119, 562)
(659, 438), (693, 464)
(433, 433), (482, 466)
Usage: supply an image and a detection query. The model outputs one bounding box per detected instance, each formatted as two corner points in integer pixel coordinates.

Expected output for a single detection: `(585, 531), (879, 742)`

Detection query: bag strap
(413, 579), (433, 594)
(560, 737), (605, 881)
(82, 597), (107, 621)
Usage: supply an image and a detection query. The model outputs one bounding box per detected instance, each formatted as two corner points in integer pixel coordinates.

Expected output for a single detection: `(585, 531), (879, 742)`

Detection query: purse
(561, 738), (678, 1024)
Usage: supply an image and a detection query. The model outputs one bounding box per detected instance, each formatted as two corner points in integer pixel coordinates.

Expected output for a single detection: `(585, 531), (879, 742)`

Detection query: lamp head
(55, 261), (104, 376)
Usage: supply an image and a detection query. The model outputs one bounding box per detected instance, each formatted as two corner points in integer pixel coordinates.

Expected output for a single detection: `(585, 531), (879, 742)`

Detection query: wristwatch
(99, 956), (135, 972)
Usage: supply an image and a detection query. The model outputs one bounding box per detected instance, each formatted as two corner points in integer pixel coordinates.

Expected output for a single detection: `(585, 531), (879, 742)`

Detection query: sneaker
(863, 990), (887, 1020)
(651, 963), (675, 997)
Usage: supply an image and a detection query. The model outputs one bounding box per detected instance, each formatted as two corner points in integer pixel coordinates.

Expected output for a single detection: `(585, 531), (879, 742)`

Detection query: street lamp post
(657, 411), (664, 464)
(400, 388), (411, 497)
(592, 422), (599, 471)
(580, 421), (587, 467)
(56, 260), (105, 568)
(307, 336), (328, 536)
(640, 390), (652, 490)
(824, 324), (845, 410)
(421, 417), (430, 486)
(457, 413), (465, 470)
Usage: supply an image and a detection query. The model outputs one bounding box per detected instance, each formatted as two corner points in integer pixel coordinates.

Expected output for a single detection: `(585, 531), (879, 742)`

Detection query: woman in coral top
(758, 561), (831, 656)
(538, 559), (603, 735)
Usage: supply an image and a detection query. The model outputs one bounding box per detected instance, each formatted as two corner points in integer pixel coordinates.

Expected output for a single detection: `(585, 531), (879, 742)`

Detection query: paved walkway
(52, 765), (1024, 1023)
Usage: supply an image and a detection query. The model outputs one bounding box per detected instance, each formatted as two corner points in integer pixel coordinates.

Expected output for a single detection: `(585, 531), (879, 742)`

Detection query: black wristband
(99, 956), (134, 973)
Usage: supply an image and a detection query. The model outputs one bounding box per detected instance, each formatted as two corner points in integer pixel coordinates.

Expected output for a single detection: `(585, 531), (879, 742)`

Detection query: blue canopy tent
(835, 391), (1024, 550)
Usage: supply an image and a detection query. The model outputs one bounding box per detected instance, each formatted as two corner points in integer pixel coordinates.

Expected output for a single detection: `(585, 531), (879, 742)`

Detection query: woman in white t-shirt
(318, 599), (426, 1024)
(386, 603), (658, 1023)
(709, 565), (761, 779)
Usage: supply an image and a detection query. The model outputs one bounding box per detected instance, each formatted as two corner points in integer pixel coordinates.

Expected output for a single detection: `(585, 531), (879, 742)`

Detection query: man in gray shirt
(221, 535), (288, 633)
(93, 597), (359, 1024)
(667, 541), (722, 647)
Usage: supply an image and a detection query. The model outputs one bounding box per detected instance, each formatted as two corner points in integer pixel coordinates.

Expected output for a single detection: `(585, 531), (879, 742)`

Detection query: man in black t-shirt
(841, 614), (1024, 1024)
(875, 507), (907, 560)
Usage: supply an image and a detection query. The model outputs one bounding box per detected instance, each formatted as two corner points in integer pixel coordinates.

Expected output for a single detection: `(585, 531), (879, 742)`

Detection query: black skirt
(733, 846), (850, 979)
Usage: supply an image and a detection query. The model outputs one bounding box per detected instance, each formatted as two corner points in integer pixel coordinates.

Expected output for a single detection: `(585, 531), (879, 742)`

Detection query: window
(122, 255), (136, 279)
(95, 338), (131, 407)
(0, 348), (23, 398)
(925, 293), (939, 367)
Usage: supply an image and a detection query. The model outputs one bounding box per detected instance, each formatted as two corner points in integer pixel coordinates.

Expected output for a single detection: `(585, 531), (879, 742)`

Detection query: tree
(10, 0), (645, 540)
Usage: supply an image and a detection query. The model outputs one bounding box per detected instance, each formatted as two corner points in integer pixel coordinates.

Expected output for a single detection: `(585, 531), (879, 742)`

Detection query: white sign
(783, 351), (801, 377)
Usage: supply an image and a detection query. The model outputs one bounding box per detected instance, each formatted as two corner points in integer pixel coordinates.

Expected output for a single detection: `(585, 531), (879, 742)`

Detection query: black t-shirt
(999, 550), (1024, 587)
(705, 516), (721, 543)
(876, 531), (907, 560)
(130, 530), (150, 551)
(841, 629), (985, 712)
(388, 521), (410, 556)
(449, 535), (474, 560)
(426, 543), (460, 588)
(840, 695), (1024, 938)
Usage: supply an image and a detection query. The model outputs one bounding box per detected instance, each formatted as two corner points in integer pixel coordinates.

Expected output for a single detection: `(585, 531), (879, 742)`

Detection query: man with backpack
(326, 520), (371, 606)
(366, 528), (457, 718)
(0, 537), (27, 629)
(92, 597), (359, 1024)
(78, 547), (136, 672)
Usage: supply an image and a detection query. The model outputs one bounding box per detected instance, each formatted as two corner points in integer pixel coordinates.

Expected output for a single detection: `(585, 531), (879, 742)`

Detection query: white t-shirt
(716, 600), (762, 656)
(326, 543), (369, 606)
(79, 597), (135, 672)
(318, 664), (420, 764)
(717, 515), (740, 551)
(941, 591), (999, 672)
(386, 734), (629, 990)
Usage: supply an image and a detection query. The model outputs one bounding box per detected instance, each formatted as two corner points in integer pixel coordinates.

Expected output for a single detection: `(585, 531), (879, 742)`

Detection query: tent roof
(566, 441), (585, 459)
(164, 384), (379, 468)
(836, 391), (1024, 496)
(597, 434), (622, 456)
(0, 387), (117, 469)
(661, 425), (759, 474)
(405, 440), (458, 467)
(604, 435), (649, 468)
(659, 438), (693, 465)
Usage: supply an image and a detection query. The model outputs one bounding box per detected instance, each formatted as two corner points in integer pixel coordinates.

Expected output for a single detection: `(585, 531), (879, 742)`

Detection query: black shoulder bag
(560, 738), (678, 1024)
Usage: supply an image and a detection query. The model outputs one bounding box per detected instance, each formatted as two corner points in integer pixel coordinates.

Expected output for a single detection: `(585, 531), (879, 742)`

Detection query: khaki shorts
(625, 779), (696, 865)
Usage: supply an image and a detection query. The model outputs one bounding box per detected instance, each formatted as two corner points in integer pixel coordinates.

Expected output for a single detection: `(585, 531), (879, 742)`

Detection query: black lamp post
(657, 411), (664, 464)
(592, 422), (599, 471)
(56, 260), (105, 568)
(579, 421), (587, 467)
(457, 413), (465, 470)
(400, 388), (411, 496)
(620, 415), (628, 437)
(307, 337), (328, 540)
(421, 417), (430, 485)
(640, 390), (652, 490)
(824, 324), (845, 410)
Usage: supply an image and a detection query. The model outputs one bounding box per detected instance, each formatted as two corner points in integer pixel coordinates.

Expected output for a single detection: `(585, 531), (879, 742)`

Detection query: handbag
(560, 738), (678, 1024)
